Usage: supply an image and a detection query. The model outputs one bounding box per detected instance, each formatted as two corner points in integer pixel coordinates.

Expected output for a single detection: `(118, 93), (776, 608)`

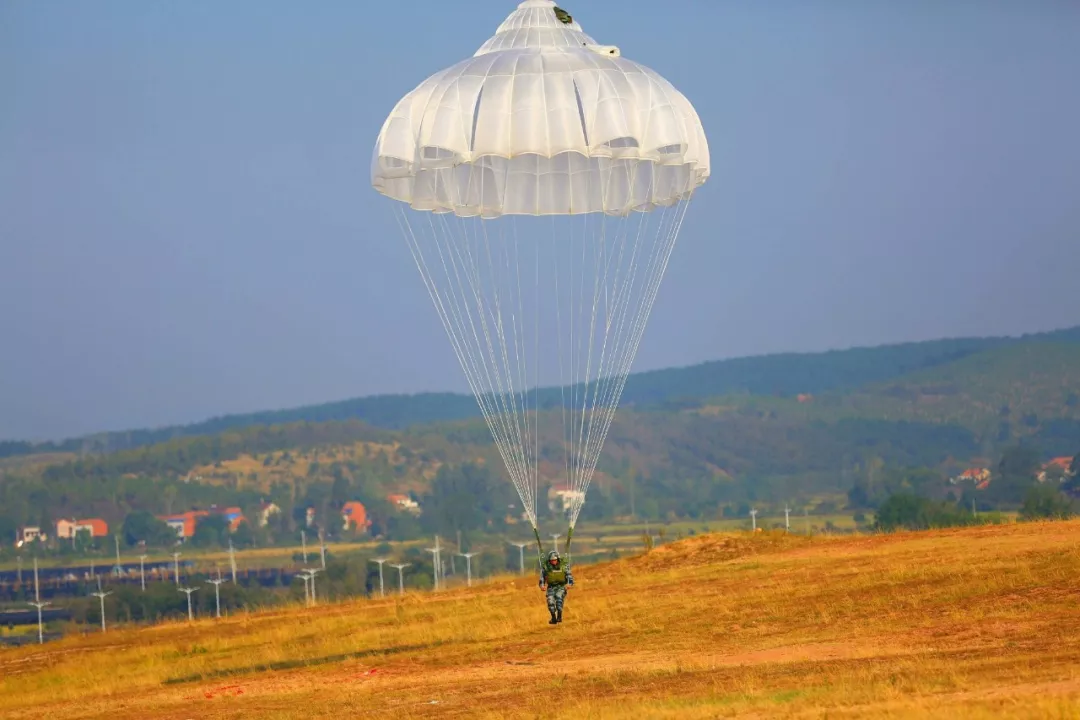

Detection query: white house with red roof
(949, 468), (991, 490)
(1038, 457), (1076, 483)
(56, 518), (109, 539)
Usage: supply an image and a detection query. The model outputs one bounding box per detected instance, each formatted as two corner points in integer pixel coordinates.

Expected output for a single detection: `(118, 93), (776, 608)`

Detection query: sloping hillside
(683, 342), (1080, 445)
(6, 341), (1079, 530)
(621, 331), (1041, 405)
(185, 440), (456, 495)
(3, 325), (1078, 459)
(3, 521), (1079, 718)
(4, 332), (1079, 534)
(833, 342), (1080, 430)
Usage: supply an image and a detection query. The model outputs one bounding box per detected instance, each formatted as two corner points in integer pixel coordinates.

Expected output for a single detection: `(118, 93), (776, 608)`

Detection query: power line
(90, 577), (112, 633)
(370, 558), (389, 598)
(389, 563), (411, 595)
(458, 552), (478, 587)
(178, 586), (198, 622)
(509, 541), (528, 574)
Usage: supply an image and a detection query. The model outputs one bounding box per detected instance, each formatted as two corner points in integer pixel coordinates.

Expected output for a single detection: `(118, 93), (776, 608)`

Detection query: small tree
(231, 520), (255, 548)
(1020, 485), (1073, 521)
(985, 444), (1040, 506)
(191, 515), (230, 548)
(122, 510), (176, 548)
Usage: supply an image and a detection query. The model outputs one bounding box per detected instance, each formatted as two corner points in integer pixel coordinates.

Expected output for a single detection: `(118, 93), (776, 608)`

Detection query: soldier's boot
(548, 609), (558, 625)
(556, 607), (563, 623)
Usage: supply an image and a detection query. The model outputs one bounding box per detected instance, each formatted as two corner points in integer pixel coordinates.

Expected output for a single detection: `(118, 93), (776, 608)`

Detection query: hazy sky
(2, 0), (1078, 440)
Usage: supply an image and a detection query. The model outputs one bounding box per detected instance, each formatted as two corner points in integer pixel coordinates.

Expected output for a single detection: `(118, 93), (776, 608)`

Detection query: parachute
(372, 0), (710, 560)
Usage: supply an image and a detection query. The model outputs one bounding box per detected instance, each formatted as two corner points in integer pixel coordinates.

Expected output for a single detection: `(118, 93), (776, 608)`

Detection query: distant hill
(826, 342), (1080, 432)
(3, 327), (1079, 535)
(2, 325), (1078, 461)
(683, 341), (1080, 432)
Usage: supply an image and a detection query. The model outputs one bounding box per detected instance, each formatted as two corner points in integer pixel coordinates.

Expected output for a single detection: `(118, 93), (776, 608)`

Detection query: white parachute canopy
(372, 0), (709, 532)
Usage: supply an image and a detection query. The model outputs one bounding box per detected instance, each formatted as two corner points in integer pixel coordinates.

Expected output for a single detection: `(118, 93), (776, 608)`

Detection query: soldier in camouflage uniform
(538, 550), (574, 624)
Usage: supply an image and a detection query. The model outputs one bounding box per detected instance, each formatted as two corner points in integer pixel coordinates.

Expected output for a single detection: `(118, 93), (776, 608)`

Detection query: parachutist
(538, 550), (573, 624)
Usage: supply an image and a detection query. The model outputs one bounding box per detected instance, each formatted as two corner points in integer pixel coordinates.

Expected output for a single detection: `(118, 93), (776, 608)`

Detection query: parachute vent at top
(372, 1), (710, 534)
(371, 0), (710, 219)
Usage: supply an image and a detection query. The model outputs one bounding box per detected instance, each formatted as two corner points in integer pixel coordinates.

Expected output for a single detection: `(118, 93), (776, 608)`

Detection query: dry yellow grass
(4, 521), (1080, 718)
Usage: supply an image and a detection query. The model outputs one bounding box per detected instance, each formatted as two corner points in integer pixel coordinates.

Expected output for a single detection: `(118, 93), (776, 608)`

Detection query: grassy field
(3, 520), (1080, 718)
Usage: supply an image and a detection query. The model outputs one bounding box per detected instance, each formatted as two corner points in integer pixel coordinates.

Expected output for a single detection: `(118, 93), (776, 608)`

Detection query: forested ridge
(4, 325), (1078, 459)
(2, 328), (1079, 545)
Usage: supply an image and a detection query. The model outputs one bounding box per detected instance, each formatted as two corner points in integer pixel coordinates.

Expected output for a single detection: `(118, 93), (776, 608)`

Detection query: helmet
(547, 550), (561, 566)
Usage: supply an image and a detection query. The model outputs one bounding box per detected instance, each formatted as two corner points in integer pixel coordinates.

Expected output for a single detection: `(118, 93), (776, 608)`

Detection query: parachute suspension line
(553, 213), (572, 532)
(564, 200), (598, 525)
(508, 216), (538, 537)
(496, 214), (536, 534)
(533, 215), (541, 533)
(571, 153), (642, 526)
(571, 207), (644, 518)
(566, 207), (635, 528)
(476, 217), (522, 506)
(475, 214), (538, 527)
(439, 212), (529, 517)
(396, 201), (544, 528)
(591, 196), (695, 490)
(575, 206), (630, 513)
(559, 154), (642, 529)
(571, 209), (604, 518)
(442, 213), (527, 524)
(565, 133), (630, 525)
(583, 206), (662, 487)
(564, 195), (695, 529)
(394, 163), (696, 539)
(568, 207), (584, 521)
(605, 201), (691, 481)
(398, 186), (695, 535)
(533, 525), (545, 567)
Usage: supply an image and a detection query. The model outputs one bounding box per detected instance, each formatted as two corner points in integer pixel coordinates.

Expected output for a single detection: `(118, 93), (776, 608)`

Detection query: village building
(949, 468), (991, 490)
(387, 493), (421, 515)
(156, 505), (246, 540)
(15, 526), (45, 546)
(341, 501), (371, 533)
(1037, 457), (1076, 483)
(55, 518), (109, 539)
(256, 501), (281, 527)
(548, 487), (586, 514)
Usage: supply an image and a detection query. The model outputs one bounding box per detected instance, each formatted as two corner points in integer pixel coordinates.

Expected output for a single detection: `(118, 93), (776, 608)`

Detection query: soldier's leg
(554, 586), (566, 623)
(546, 586), (558, 624)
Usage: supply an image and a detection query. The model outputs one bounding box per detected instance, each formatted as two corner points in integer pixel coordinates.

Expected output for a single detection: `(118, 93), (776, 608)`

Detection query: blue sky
(2, 0), (1078, 440)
